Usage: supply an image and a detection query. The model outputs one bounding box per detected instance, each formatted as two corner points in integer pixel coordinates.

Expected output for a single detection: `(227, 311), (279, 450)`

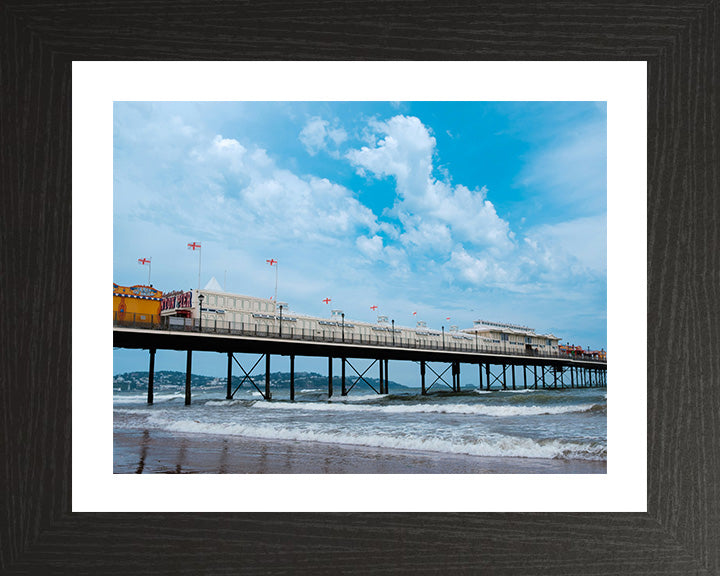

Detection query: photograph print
(112, 101), (607, 475)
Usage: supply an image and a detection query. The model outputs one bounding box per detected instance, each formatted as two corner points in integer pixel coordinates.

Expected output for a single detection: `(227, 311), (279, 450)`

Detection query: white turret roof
(203, 277), (223, 291)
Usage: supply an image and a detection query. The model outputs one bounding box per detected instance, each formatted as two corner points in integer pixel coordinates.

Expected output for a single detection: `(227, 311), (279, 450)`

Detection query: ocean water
(114, 385), (607, 462)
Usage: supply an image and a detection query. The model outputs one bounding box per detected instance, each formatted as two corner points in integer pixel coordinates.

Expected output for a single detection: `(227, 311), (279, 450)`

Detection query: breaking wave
(140, 415), (606, 461)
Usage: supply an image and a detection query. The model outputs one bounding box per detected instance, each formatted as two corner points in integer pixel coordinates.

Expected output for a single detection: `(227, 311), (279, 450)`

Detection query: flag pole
(198, 245), (202, 290)
(274, 261), (278, 303)
(148, 257), (152, 286)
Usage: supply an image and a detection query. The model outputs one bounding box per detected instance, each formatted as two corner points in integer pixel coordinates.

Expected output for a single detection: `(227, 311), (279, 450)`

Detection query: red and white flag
(138, 258), (150, 265)
(266, 258), (277, 266)
(323, 297), (332, 304)
(187, 242), (201, 250)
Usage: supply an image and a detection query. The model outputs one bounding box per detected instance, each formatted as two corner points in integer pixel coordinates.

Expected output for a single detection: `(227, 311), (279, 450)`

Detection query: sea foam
(142, 415), (606, 460)
(245, 401), (598, 417)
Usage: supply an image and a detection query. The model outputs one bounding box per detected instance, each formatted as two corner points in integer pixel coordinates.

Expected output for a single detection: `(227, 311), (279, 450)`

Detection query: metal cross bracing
(228, 353), (270, 400)
(342, 358), (381, 395)
(141, 346), (607, 406)
(485, 364), (510, 390)
(420, 362), (455, 393)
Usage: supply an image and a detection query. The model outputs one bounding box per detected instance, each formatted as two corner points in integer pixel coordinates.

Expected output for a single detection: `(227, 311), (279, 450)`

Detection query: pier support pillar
(384, 358), (389, 394)
(523, 364), (527, 390)
(542, 365), (546, 389)
(341, 358), (347, 396)
(226, 352), (233, 400)
(553, 367), (558, 389)
(478, 363), (483, 390)
(290, 355), (295, 402)
(421, 361), (426, 395)
(185, 350), (192, 406)
(511, 365), (516, 390)
(328, 357), (333, 398)
(379, 359), (383, 395)
(502, 364), (507, 390)
(534, 365), (538, 389)
(571, 365), (575, 388)
(265, 354), (272, 400)
(147, 348), (156, 405)
(486, 363), (491, 391)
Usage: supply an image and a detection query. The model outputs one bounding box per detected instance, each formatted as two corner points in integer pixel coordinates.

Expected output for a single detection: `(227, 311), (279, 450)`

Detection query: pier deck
(113, 321), (607, 404)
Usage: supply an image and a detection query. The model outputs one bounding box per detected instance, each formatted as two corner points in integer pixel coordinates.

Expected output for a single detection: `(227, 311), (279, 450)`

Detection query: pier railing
(113, 314), (607, 364)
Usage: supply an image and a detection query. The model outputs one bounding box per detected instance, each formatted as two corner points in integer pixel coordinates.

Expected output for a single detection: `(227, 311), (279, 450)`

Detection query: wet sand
(114, 428), (607, 474)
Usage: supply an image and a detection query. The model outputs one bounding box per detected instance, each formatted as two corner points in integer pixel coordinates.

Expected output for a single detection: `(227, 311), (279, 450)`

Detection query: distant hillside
(113, 370), (410, 392)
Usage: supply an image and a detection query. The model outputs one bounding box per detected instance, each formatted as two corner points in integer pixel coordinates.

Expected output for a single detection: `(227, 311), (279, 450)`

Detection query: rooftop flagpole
(266, 258), (278, 303)
(187, 242), (202, 290)
(138, 257), (152, 285)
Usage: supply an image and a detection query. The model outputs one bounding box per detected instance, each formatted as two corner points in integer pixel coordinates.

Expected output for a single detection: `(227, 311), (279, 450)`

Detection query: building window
(547, 339), (551, 346)
(501, 334), (509, 342)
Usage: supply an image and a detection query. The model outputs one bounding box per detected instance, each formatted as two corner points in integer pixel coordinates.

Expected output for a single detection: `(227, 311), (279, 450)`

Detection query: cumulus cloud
(170, 133), (380, 247)
(346, 115), (515, 283)
(355, 234), (409, 276)
(299, 116), (348, 156)
(445, 246), (514, 286)
(521, 215), (607, 277)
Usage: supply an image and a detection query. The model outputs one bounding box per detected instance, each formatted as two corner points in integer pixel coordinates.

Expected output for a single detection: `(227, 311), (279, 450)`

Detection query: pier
(113, 319), (607, 404)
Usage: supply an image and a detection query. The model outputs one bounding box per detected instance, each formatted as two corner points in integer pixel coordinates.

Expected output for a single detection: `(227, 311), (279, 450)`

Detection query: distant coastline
(113, 370), (410, 392)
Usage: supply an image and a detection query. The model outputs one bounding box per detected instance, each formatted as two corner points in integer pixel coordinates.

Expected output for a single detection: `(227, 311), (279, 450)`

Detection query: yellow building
(113, 283), (163, 324)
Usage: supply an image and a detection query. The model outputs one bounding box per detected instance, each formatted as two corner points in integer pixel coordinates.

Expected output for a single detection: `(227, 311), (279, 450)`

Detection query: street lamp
(341, 313), (345, 343)
(198, 293), (204, 332)
(392, 319), (395, 346)
(442, 326), (445, 348)
(279, 304), (283, 338)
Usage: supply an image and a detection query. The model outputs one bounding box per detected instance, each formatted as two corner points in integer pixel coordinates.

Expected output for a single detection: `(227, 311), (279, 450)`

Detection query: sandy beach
(114, 428), (606, 474)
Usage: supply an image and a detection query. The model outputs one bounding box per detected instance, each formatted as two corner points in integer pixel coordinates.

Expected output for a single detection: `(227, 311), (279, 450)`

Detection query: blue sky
(113, 101), (606, 380)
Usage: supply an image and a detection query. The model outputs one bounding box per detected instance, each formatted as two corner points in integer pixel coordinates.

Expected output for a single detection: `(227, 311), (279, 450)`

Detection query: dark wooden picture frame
(2, 2), (718, 574)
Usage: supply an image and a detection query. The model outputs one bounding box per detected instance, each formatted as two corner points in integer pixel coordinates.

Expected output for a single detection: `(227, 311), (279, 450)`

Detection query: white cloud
(299, 116), (347, 156)
(346, 115), (515, 283)
(356, 234), (384, 259)
(445, 246), (514, 287)
(522, 215), (607, 277)
(355, 234), (410, 276)
(147, 133), (381, 248)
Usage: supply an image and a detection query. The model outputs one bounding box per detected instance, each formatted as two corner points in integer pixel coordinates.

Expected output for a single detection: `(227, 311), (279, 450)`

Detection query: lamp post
(198, 293), (204, 332)
(279, 304), (283, 338)
(442, 326), (445, 348)
(392, 319), (395, 346)
(341, 313), (345, 343)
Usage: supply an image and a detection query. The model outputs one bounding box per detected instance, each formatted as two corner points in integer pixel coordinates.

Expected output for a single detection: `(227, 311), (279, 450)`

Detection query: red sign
(161, 291), (192, 311)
